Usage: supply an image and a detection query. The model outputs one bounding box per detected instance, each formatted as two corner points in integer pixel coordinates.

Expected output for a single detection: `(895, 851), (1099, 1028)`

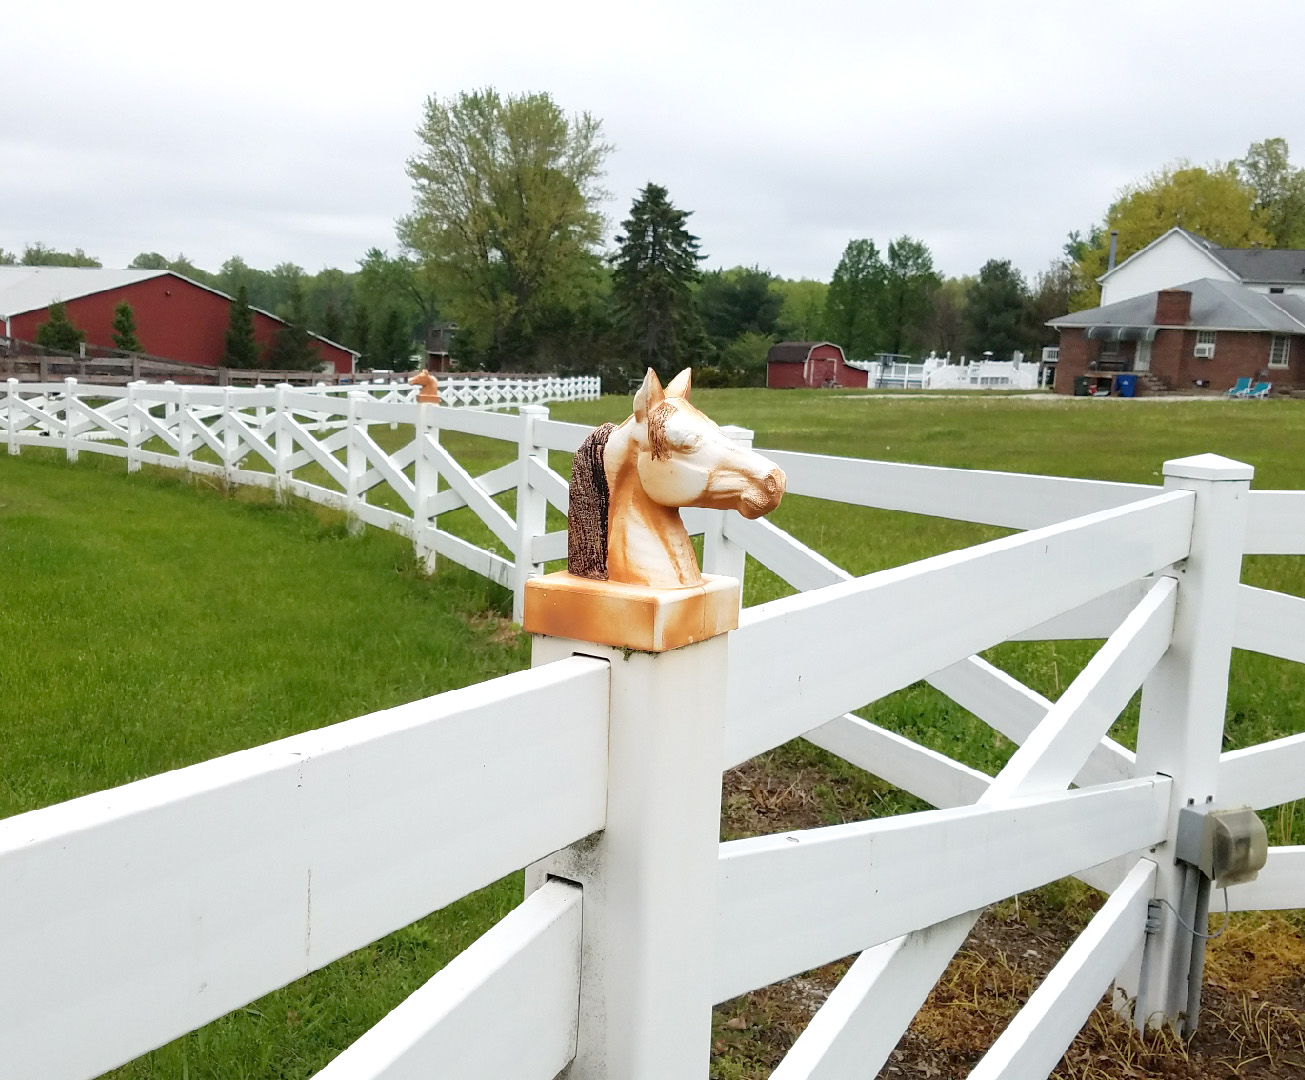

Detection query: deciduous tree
(22, 244), (100, 267)
(881, 237), (941, 356)
(1237, 137), (1305, 249)
(398, 88), (610, 365)
(697, 267), (782, 349)
(111, 302), (142, 352)
(1069, 162), (1271, 306)
(35, 301), (85, 352)
(823, 239), (884, 360)
(223, 285), (259, 368)
(773, 279), (828, 341)
(611, 182), (706, 373)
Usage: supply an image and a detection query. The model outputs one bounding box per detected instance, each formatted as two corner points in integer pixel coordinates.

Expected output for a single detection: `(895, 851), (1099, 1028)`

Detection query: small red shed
(765, 341), (866, 388)
(0, 267), (357, 373)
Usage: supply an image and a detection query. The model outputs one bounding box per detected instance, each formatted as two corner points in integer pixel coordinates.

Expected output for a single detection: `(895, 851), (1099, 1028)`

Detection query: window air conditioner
(1194, 343), (1216, 359)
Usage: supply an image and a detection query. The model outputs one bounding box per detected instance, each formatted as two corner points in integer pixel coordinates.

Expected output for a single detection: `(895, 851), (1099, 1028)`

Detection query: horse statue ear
(665, 368), (692, 400)
(633, 368), (665, 421)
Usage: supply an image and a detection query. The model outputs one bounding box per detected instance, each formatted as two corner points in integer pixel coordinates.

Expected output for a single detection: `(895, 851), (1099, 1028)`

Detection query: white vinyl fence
(2, 380), (1303, 1080)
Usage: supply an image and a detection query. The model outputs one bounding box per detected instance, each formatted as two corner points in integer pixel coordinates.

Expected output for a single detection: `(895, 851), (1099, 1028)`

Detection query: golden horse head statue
(409, 370), (441, 404)
(568, 368), (786, 589)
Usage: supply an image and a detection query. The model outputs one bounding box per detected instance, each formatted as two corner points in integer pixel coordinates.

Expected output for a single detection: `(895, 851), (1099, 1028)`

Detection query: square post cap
(1162, 453), (1254, 482)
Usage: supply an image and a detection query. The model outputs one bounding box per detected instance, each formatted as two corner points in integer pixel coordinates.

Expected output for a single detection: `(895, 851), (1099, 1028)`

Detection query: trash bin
(1116, 374), (1137, 398)
(1073, 375), (1092, 397)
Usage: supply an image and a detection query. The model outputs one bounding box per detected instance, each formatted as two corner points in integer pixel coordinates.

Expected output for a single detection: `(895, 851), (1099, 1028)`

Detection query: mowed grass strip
(3, 390), (1305, 1078)
(1, 448), (528, 1080)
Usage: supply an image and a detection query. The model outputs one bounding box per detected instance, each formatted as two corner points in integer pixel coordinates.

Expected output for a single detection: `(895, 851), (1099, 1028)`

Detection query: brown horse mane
(568, 422), (616, 579)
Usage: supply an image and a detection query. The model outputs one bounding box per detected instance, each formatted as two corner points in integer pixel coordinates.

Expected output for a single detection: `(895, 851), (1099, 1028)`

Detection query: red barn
(765, 341), (866, 388)
(0, 267), (356, 373)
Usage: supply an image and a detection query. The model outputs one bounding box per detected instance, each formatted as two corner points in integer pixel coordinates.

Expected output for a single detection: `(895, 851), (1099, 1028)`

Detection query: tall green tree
(1237, 137), (1305, 249)
(222, 285), (260, 368)
(1027, 260), (1078, 349)
(880, 237), (941, 356)
(697, 267), (782, 348)
(349, 304), (373, 369)
(0, 249), (16, 265)
(321, 300), (344, 345)
(372, 308), (416, 371)
(610, 182), (706, 372)
(1069, 162), (1270, 306)
(398, 88), (611, 365)
(922, 276), (973, 359)
(823, 239), (884, 359)
(265, 282), (319, 370)
(773, 279), (828, 341)
(111, 302), (142, 352)
(22, 244), (100, 267)
(965, 259), (1030, 358)
(35, 301), (85, 351)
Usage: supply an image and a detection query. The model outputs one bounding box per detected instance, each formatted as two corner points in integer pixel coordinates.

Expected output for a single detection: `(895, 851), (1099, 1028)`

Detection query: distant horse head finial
(409, 370), (441, 404)
(567, 368), (786, 589)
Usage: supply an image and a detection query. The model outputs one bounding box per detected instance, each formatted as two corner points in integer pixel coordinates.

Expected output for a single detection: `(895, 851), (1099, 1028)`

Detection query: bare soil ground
(710, 748), (1305, 1080)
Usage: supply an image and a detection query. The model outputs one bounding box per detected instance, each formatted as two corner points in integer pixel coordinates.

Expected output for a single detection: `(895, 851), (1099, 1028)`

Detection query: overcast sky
(4, 0), (1304, 283)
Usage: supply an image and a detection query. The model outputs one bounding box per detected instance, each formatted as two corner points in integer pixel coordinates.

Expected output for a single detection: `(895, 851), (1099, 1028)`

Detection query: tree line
(6, 94), (1304, 380)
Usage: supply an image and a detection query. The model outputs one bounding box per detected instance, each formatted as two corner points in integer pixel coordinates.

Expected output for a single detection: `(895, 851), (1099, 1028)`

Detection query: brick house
(1047, 278), (1305, 394)
(765, 341), (867, 388)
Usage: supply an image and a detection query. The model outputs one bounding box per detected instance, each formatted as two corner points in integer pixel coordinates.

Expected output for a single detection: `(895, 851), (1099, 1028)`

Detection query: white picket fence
(2, 379), (1304, 1080)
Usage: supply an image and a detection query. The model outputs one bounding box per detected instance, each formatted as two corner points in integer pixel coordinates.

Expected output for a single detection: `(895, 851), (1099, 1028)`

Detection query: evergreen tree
(111, 302), (142, 352)
(321, 300), (344, 345)
(965, 259), (1031, 359)
(824, 240), (885, 359)
(265, 282), (319, 370)
(697, 267), (783, 348)
(222, 285), (260, 368)
(349, 304), (372, 369)
(611, 182), (706, 372)
(373, 308), (416, 370)
(35, 301), (85, 352)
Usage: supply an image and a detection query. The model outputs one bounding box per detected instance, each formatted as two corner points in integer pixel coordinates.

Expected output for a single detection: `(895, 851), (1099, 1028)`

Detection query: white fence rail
(2, 381), (1303, 1079)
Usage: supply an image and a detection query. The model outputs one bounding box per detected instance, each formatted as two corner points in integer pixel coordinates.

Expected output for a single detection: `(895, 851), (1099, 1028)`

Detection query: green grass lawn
(3, 390), (1304, 1077)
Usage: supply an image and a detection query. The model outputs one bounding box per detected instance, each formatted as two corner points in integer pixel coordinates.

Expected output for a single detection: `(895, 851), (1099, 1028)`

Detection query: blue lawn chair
(1226, 377), (1252, 397)
(1248, 381), (1271, 399)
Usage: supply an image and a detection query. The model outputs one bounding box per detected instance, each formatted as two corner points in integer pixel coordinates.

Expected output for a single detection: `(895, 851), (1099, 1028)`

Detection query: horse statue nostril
(764, 468), (786, 501)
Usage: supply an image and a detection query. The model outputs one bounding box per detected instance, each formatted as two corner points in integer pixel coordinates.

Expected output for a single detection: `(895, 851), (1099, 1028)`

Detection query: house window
(1195, 330), (1217, 358)
(1270, 287), (1285, 294)
(1269, 335), (1292, 369)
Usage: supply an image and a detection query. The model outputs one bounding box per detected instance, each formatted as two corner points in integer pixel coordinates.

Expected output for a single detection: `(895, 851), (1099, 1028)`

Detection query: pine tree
(222, 285), (259, 368)
(265, 282), (319, 370)
(611, 183), (706, 372)
(349, 305), (372, 369)
(111, 302), (143, 352)
(373, 308), (415, 371)
(321, 300), (344, 345)
(35, 301), (85, 352)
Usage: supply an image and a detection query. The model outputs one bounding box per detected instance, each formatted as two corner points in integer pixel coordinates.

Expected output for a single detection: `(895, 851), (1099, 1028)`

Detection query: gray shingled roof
(1049, 278), (1305, 334)
(766, 341), (841, 364)
(1210, 246), (1305, 283)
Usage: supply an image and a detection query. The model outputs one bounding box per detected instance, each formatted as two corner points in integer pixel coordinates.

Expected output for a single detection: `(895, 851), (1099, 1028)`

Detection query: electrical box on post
(1175, 804), (1269, 888)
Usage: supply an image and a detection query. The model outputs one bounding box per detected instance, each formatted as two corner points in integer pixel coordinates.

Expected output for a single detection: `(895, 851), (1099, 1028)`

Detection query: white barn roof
(0, 267), (169, 318)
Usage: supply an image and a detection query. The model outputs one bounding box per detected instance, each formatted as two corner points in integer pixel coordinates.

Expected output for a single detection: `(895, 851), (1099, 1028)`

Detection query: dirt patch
(711, 743), (1305, 1080)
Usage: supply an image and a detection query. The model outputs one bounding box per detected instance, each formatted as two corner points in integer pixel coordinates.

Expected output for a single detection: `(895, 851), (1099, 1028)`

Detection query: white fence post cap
(1162, 454), (1254, 482)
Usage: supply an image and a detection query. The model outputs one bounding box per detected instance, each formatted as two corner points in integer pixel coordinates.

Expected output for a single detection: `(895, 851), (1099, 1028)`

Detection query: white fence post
(1125, 453), (1252, 1029)
(177, 386), (192, 472)
(512, 405), (549, 622)
(702, 424), (753, 595)
(345, 392), (366, 534)
(5, 378), (18, 456)
(126, 381), (141, 474)
(527, 623), (732, 1077)
(274, 383), (291, 501)
(413, 402), (439, 573)
(63, 377), (78, 463)
(222, 387), (237, 484)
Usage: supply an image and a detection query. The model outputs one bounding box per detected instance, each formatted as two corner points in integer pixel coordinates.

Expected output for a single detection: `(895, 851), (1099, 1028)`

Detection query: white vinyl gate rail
(1, 380), (1303, 1079)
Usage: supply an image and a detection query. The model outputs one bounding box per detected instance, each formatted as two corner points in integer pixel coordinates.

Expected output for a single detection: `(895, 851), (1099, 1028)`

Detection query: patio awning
(1084, 325), (1159, 342)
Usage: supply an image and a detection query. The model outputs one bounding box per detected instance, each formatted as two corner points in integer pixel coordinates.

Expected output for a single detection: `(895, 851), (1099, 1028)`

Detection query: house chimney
(1107, 230), (1118, 272)
(1155, 289), (1192, 325)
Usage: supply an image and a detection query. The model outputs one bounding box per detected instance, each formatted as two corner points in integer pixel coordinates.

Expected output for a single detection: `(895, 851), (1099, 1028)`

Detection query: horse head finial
(567, 368), (786, 589)
(409, 370), (441, 404)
